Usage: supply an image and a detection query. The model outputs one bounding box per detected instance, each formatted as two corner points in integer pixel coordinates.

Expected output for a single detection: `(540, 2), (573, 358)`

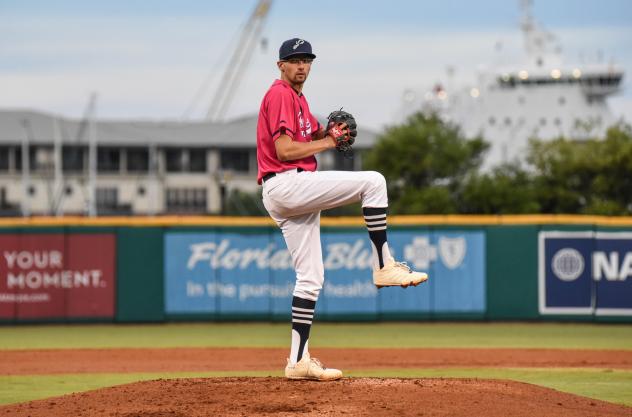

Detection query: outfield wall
(0, 216), (631, 323)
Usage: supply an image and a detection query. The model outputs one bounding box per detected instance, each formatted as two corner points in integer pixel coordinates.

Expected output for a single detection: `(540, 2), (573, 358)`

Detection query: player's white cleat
(284, 353), (342, 381)
(373, 258), (428, 289)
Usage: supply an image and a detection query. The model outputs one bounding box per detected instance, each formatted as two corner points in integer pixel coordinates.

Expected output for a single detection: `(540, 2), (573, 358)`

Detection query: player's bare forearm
(275, 134), (335, 162)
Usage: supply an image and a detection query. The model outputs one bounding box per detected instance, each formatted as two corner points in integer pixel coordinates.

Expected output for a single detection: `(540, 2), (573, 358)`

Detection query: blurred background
(0, 0), (631, 217)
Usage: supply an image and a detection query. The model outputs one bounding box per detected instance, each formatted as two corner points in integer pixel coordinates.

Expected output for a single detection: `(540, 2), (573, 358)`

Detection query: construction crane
(205, 0), (272, 122)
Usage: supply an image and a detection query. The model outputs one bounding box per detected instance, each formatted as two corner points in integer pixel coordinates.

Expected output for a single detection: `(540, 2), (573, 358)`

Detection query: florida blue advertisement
(164, 229), (486, 317)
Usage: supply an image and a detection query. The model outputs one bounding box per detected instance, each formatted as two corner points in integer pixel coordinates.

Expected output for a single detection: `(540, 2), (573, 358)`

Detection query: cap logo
(293, 39), (305, 50)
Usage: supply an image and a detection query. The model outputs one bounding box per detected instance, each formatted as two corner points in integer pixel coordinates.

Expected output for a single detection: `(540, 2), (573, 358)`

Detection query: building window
(96, 187), (118, 210)
(15, 146), (47, 171)
(127, 148), (149, 172)
(332, 152), (355, 171)
(62, 146), (84, 172)
(14, 147), (36, 171)
(0, 187), (18, 213)
(166, 149), (185, 172)
(166, 188), (207, 213)
(220, 149), (250, 172)
(189, 149), (207, 172)
(0, 147), (8, 171)
(166, 149), (207, 172)
(98, 148), (120, 172)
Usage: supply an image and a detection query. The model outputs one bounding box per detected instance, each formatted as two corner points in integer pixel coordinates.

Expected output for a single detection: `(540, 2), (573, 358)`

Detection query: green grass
(1, 368), (630, 407)
(1, 322), (632, 350)
(0, 371), (275, 406)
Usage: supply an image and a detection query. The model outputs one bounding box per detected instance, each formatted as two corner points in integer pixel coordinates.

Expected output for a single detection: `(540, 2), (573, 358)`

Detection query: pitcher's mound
(2, 377), (630, 417)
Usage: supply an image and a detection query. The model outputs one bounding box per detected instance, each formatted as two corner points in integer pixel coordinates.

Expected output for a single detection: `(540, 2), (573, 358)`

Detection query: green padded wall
(486, 226), (539, 319)
(116, 227), (164, 322)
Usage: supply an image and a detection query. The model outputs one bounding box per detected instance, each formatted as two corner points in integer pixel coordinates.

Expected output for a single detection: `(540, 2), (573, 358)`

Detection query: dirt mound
(2, 377), (630, 417)
(3, 347), (632, 375)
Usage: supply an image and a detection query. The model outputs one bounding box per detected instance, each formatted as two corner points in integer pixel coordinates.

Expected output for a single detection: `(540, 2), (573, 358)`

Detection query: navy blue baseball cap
(279, 38), (316, 60)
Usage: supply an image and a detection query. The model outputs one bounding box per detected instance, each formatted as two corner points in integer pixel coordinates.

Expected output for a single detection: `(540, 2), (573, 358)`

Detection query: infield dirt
(1, 347), (632, 416)
(2, 377), (631, 417)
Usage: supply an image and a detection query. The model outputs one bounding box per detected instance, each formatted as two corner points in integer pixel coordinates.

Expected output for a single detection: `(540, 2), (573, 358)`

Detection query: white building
(0, 109), (376, 216)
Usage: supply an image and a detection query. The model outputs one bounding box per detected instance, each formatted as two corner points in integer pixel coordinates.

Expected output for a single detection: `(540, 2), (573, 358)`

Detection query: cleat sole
(375, 278), (428, 289)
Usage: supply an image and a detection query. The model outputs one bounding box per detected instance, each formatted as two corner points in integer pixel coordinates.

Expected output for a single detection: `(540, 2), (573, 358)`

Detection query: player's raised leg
(265, 169), (428, 288)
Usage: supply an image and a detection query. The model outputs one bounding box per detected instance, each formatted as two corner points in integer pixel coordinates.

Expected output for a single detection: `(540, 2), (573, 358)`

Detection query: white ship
(414, 0), (624, 167)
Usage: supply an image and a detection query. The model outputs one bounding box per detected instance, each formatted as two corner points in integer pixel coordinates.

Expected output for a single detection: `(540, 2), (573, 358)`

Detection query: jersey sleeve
(266, 88), (296, 141)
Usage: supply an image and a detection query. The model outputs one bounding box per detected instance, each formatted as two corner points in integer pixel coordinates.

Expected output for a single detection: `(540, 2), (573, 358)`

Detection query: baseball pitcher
(256, 38), (428, 381)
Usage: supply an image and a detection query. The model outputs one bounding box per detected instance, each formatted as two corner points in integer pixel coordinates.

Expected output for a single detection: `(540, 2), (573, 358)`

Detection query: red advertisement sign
(0, 234), (116, 320)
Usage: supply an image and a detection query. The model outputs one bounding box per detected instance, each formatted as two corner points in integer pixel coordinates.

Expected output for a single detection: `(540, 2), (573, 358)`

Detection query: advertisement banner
(164, 231), (294, 316)
(164, 230), (486, 317)
(384, 231), (486, 314)
(539, 231), (632, 315)
(0, 233), (116, 320)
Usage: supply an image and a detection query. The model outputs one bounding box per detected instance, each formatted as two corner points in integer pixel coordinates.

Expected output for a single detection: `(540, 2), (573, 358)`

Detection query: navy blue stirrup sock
(363, 207), (388, 268)
(290, 296), (316, 363)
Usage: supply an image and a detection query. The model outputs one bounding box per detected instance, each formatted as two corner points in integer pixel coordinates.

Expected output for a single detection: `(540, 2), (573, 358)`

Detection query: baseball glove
(326, 109), (357, 158)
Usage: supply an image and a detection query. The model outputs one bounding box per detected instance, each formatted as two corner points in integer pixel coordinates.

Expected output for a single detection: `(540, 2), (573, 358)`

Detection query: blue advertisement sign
(320, 232), (379, 318)
(538, 231), (632, 315)
(164, 232), (219, 314)
(164, 229), (486, 317)
(382, 231), (486, 314)
(164, 231), (294, 315)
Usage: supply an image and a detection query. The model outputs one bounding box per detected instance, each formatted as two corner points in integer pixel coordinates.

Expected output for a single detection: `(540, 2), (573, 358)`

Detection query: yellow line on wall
(0, 215), (631, 227)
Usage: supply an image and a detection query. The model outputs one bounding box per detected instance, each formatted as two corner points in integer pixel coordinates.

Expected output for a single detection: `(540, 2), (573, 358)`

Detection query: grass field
(1, 322), (631, 407)
(2, 322), (632, 350)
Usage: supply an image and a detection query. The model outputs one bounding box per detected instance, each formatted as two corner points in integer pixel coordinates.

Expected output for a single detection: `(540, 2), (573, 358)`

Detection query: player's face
(278, 55), (313, 86)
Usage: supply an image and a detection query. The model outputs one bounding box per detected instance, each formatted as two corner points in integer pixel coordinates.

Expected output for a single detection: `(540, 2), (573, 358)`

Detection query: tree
(223, 189), (267, 216)
(527, 122), (632, 215)
(363, 111), (632, 215)
(363, 112), (488, 214)
(458, 163), (540, 214)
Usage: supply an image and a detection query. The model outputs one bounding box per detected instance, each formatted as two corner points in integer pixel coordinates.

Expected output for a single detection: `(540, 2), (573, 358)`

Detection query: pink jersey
(256, 79), (321, 184)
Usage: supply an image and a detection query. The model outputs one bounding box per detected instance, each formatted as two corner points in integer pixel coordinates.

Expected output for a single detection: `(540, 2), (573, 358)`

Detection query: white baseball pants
(262, 169), (387, 301)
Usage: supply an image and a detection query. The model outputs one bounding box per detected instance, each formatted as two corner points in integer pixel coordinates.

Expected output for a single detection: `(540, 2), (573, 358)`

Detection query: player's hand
(326, 122), (349, 147)
(326, 109), (357, 158)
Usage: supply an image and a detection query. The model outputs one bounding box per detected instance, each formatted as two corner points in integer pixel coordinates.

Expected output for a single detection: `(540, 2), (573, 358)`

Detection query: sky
(1, 0), (631, 131)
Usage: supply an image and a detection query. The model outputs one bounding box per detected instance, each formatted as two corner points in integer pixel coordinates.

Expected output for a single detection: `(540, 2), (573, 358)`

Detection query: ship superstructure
(417, 0), (624, 166)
